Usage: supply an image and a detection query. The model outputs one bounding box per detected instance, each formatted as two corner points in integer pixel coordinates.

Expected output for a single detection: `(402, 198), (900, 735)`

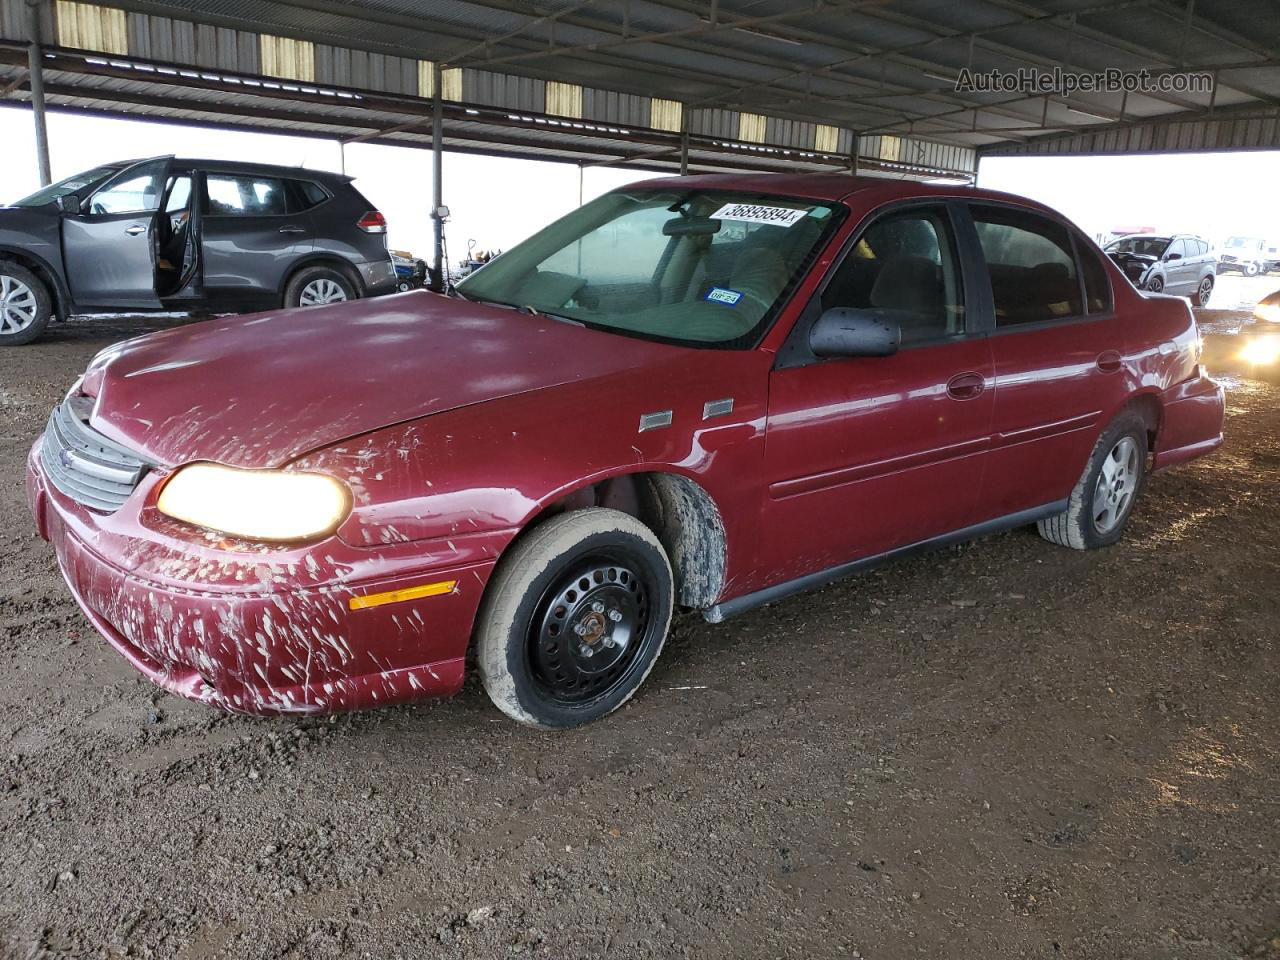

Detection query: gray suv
(1103, 233), (1217, 307)
(0, 156), (397, 345)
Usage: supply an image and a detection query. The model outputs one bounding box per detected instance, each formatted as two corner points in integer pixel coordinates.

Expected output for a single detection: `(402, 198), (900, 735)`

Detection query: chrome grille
(39, 397), (150, 512)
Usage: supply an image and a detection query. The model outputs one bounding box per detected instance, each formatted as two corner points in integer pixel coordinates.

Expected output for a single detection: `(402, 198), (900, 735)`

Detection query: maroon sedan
(27, 175), (1225, 728)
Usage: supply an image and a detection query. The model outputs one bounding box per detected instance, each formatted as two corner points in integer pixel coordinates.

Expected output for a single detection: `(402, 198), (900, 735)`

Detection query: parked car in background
(0, 157), (396, 345)
(28, 175), (1225, 728)
(1217, 235), (1280, 277)
(391, 250), (428, 291)
(1104, 234), (1217, 306)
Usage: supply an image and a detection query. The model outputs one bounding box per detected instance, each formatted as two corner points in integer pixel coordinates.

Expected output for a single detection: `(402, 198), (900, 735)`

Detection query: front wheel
(1145, 275), (1164, 294)
(476, 509), (674, 729)
(1038, 412), (1148, 550)
(284, 266), (357, 309)
(1244, 262), (1260, 277)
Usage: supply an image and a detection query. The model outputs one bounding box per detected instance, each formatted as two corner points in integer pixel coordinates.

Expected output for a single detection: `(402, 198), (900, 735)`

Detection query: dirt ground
(1, 307), (1277, 960)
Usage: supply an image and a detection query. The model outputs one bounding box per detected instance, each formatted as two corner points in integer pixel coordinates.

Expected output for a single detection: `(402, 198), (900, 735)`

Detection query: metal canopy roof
(2, 0), (1279, 180)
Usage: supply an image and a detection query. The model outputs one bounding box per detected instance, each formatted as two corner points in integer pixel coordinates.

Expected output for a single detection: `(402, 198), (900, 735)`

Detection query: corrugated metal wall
(981, 113), (1280, 157)
(0, 0), (978, 176)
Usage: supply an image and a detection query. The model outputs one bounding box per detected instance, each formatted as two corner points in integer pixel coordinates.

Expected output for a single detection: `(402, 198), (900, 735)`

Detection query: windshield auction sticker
(711, 203), (809, 228)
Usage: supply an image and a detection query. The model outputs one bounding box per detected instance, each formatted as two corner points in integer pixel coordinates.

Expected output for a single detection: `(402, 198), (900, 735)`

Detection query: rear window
(1076, 237), (1112, 314)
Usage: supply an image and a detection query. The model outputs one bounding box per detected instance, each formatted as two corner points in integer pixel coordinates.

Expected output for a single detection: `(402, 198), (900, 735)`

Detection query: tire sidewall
(1196, 274), (1213, 307)
(1078, 415), (1148, 548)
(0, 263), (52, 346)
(481, 513), (674, 729)
(285, 266), (357, 308)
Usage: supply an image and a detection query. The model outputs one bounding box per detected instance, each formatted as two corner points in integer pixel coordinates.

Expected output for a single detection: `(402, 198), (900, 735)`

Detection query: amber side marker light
(349, 580), (458, 611)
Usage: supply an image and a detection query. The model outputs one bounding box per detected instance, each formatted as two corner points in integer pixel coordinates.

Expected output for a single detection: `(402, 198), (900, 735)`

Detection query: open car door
(61, 157), (172, 310)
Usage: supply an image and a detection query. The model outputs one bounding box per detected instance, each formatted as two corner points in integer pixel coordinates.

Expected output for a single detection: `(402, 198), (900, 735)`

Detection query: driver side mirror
(809, 307), (901, 359)
(1164, 252), (1182, 261)
(56, 194), (81, 215)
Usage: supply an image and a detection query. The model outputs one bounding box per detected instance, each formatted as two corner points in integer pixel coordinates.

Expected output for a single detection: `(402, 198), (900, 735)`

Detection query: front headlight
(157, 464), (351, 542)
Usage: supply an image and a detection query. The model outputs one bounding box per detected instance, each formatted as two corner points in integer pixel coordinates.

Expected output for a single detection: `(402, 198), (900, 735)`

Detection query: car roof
(107, 156), (352, 183)
(619, 172), (1071, 217)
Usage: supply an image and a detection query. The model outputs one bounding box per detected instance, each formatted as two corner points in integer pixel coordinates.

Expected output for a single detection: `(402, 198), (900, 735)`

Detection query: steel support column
(430, 62), (444, 290)
(25, 0), (51, 186)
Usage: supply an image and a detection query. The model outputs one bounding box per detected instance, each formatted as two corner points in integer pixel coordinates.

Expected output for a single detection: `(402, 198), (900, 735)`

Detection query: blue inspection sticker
(705, 287), (744, 306)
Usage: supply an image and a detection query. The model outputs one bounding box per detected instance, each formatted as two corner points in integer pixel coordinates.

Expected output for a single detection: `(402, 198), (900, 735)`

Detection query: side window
(292, 180), (330, 211)
(1076, 237), (1112, 314)
(1166, 239), (1186, 259)
(163, 175), (192, 214)
(971, 206), (1082, 326)
(1197, 240), (1209, 257)
(820, 207), (963, 346)
(204, 175), (289, 217)
(88, 160), (167, 215)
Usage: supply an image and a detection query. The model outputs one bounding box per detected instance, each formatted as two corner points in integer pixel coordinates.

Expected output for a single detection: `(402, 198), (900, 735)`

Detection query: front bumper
(28, 441), (492, 716)
(1151, 372), (1226, 471)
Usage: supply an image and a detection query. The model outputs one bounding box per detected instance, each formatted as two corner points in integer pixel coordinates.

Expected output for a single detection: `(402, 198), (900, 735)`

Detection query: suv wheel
(1037, 412), (1148, 551)
(0, 263), (52, 346)
(1146, 275), (1164, 293)
(476, 508), (674, 729)
(285, 266), (357, 309)
(1194, 274), (1213, 307)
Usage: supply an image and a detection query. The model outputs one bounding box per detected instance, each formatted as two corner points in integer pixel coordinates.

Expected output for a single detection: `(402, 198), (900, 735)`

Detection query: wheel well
(282, 256), (363, 299)
(0, 251), (66, 319)
(524, 472), (728, 610)
(1128, 393), (1162, 452)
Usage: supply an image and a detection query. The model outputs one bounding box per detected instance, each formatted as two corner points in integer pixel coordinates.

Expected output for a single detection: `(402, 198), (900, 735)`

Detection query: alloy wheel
(1092, 436), (1140, 533)
(529, 556), (652, 705)
(298, 277), (349, 306)
(0, 274), (37, 334)
(1146, 276), (1164, 293)
(1198, 276), (1213, 305)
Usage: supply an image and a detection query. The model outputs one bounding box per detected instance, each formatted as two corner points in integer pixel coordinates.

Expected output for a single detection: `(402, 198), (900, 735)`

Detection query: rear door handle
(946, 372), (986, 401)
(278, 226), (306, 234)
(1097, 350), (1123, 373)
(125, 224), (146, 236)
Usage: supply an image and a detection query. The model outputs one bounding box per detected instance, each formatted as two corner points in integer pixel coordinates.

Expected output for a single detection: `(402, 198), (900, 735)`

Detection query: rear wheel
(284, 265), (357, 309)
(477, 509), (674, 729)
(1194, 274), (1214, 307)
(0, 262), (52, 346)
(1038, 412), (1148, 550)
(1244, 262), (1260, 277)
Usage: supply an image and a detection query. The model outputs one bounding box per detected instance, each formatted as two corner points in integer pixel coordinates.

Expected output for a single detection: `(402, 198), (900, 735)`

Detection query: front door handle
(125, 224), (146, 236)
(278, 226), (306, 234)
(946, 372), (986, 401)
(1096, 350), (1123, 373)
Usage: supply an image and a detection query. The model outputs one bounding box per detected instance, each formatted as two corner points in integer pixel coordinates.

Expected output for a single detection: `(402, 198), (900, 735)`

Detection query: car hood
(82, 291), (683, 469)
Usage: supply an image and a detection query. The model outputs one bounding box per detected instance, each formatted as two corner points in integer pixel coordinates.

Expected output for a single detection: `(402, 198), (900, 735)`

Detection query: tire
(1146, 275), (1164, 294)
(1193, 274), (1213, 307)
(0, 262), (52, 346)
(1244, 262), (1260, 277)
(283, 265), (357, 309)
(476, 508), (674, 729)
(1038, 412), (1148, 551)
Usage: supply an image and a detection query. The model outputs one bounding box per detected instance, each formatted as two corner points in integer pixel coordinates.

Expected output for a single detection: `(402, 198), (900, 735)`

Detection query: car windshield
(456, 189), (844, 348)
(10, 164), (124, 208)
(1106, 236), (1171, 257)
(1225, 236), (1261, 249)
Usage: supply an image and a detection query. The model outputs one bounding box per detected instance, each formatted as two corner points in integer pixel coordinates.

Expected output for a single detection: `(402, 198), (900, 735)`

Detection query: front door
(965, 202), (1134, 517)
(759, 203), (995, 579)
(61, 158), (170, 309)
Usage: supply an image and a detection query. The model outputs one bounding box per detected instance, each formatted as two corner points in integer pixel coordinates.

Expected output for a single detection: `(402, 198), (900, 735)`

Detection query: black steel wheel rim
(528, 553), (652, 705)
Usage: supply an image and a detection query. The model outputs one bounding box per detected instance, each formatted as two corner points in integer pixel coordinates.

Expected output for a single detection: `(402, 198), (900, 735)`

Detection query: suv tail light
(357, 211), (387, 234)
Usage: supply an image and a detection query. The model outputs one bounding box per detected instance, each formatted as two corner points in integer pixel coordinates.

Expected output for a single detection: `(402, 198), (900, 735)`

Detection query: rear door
(966, 203), (1130, 518)
(200, 171), (308, 303)
(61, 158), (171, 309)
(1165, 239), (1192, 292)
